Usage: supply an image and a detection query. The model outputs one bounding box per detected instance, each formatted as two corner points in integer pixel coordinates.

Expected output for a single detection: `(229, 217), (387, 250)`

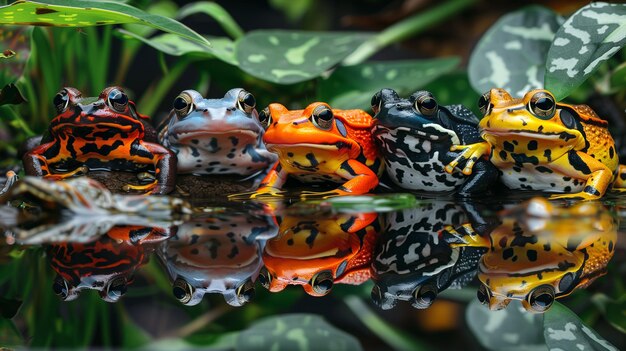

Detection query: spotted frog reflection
(157, 209), (277, 306)
(371, 201), (496, 310)
(446, 197), (617, 313)
(259, 211), (381, 296)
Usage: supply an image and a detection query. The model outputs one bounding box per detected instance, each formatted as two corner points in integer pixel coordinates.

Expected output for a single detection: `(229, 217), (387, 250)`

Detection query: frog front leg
(229, 162), (287, 200)
(122, 142), (176, 195)
(23, 143), (88, 179)
(444, 141), (491, 175)
(300, 159), (379, 199)
(549, 151), (614, 200)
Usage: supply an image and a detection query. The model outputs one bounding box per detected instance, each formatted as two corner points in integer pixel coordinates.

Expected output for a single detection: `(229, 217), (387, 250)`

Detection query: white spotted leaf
(318, 57), (459, 110)
(468, 6), (564, 98)
(235, 314), (363, 351)
(545, 2), (626, 100)
(235, 30), (371, 84)
(544, 302), (618, 351)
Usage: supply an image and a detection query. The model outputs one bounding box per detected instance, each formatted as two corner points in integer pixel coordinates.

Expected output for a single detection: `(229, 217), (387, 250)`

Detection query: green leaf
(236, 314), (362, 351)
(466, 299), (546, 351)
(423, 71), (482, 116)
(468, 6), (564, 97)
(0, 83), (27, 106)
(544, 302), (619, 351)
(0, 0), (210, 47)
(318, 57), (460, 110)
(235, 30), (371, 84)
(0, 296), (22, 319)
(269, 0), (313, 22)
(118, 31), (237, 65)
(610, 62), (626, 89)
(178, 2), (244, 40)
(604, 296), (626, 334)
(545, 2), (626, 100)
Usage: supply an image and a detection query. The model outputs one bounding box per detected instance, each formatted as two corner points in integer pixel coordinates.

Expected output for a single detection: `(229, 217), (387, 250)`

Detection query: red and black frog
(371, 201), (493, 310)
(234, 102), (383, 199)
(371, 89), (498, 196)
(446, 197), (617, 312)
(48, 226), (169, 302)
(259, 211), (380, 296)
(22, 87), (176, 194)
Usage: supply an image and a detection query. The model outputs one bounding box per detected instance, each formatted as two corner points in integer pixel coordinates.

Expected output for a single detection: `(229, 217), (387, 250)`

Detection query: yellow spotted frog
(445, 89), (626, 199)
(235, 102), (383, 199)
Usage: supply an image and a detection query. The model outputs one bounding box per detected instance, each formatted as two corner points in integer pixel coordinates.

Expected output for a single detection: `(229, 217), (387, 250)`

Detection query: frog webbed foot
(46, 166), (90, 180)
(228, 187), (285, 201)
(445, 142), (490, 175)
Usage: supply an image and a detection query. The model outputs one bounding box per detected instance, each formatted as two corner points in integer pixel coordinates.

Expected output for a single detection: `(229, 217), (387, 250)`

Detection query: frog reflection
(260, 212), (381, 296)
(371, 201), (494, 310)
(447, 197), (617, 313)
(49, 225), (170, 302)
(158, 210), (277, 307)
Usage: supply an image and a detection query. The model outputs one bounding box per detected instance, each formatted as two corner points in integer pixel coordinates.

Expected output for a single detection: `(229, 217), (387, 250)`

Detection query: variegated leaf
(236, 30), (371, 84)
(545, 2), (626, 100)
(468, 6), (564, 97)
(544, 302), (618, 351)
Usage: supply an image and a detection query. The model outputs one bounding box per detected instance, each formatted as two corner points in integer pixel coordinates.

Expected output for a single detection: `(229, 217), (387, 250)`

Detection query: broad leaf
(318, 57), (459, 110)
(0, 0), (209, 47)
(0, 296), (22, 319)
(545, 2), (626, 100)
(544, 302), (618, 351)
(466, 299), (546, 351)
(236, 314), (362, 351)
(179, 2), (244, 40)
(236, 30), (371, 84)
(118, 31), (237, 65)
(0, 84), (27, 106)
(468, 6), (564, 97)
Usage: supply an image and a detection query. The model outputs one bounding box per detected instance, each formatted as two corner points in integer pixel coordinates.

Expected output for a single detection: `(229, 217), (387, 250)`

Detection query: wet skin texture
(159, 88), (277, 177)
(372, 89), (498, 196)
(22, 87), (176, 194)
(446, 88), (626, 200)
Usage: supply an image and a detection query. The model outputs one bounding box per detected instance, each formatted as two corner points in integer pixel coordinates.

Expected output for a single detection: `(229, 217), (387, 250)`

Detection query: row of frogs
(0, 177), (618, 313)
(4, 85), (626, 200)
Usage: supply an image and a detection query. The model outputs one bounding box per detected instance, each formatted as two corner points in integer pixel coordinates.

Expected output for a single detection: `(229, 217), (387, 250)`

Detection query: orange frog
(259, 212), (381, 296)
(237, 102), (383, 199)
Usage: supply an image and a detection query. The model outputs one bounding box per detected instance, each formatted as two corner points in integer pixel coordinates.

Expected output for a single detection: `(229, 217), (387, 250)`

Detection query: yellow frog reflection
(446, 197), (617, 313)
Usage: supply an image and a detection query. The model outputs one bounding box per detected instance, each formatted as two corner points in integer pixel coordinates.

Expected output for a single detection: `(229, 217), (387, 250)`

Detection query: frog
(22, 87), (177, 195)
(446, 197), (617, 312)
(234, 102), (383, 199)
(259, 212), (380, 296)
(49, 228), (166, 302)
(371, 201), (490, 310)
(445, 88), (626, 200)
(371, 89), (498, 196)
(158, 210), (277, 306)
(158, 88), (277, 179)
(1, 176), (189, 245)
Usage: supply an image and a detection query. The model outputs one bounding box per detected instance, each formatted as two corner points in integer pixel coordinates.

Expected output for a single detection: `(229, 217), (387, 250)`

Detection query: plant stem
(343, 0), (477, 65)
(344, 295), (431, 351)
(138, 57), (192, 117)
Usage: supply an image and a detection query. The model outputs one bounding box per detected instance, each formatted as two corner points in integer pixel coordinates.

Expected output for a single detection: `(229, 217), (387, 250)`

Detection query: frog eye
(173, 92), (194, 119)
(52, 277), (70, 299)
(258, 107), (272, 130)
(310, 270), (334, 296)
(173, 277), (194, 304)
(105, 276), (128, 302)
(414, 92), (438, 116)
(476, 284), (491, 305)
(411, 282), (438, 309)
(53, 89), (70, 113)
(235, 279), (256, 305)
(311, 105), (334, 131)
(526, 285), (555, 312)
(236, 90), (256, 115)
(528, 91), (556, 119)
(371, 91), (383, 116)
(258, 267), (272, 290)
(478, 91), (492, 116)
(107, 88), (129, 113)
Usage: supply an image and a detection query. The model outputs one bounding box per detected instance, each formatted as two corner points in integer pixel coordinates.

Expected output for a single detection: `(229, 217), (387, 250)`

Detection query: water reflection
(0, 178), (619, 314)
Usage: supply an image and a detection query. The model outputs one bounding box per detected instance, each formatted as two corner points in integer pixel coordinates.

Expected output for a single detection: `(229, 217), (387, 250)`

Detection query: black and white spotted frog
(159, 88), (277, 179)
(371, 201), (492, 309)
(371, 89), (498, 196)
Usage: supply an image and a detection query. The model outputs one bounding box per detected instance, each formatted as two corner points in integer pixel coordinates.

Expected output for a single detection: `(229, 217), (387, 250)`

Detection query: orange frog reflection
(446, 197), (617, 313)
(260, 212), (381, 296)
